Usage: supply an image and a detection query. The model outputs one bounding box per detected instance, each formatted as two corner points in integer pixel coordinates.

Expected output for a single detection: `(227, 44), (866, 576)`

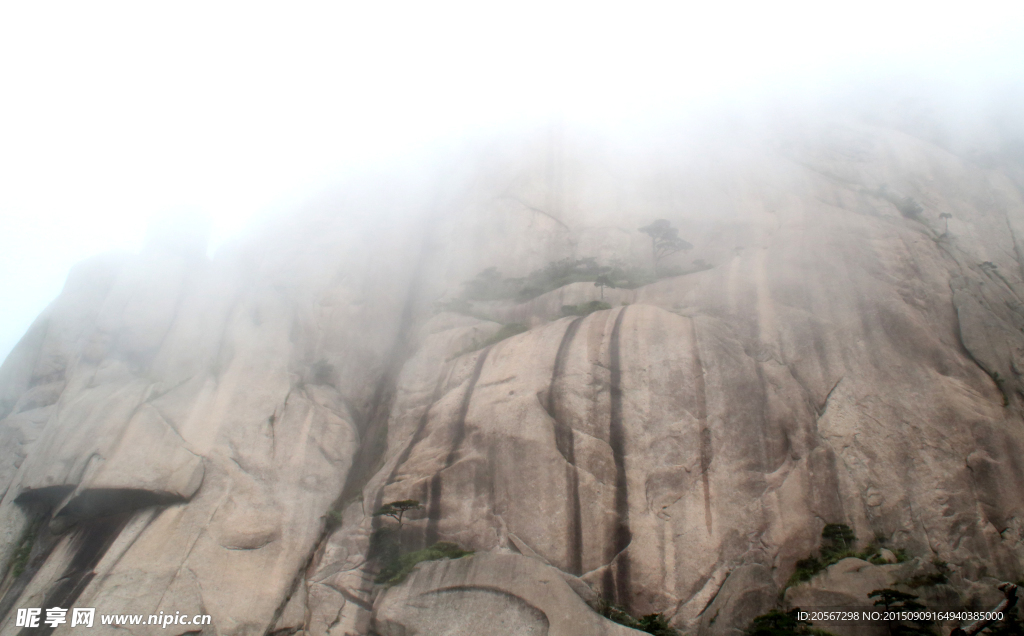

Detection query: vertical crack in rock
(371, 371), (451, 522)
(265, 222), (442, 635)
(425, 348), (491, 545)
(946, 277), (1012, 407)
(1006, 202), (1024, 288)
(334, 212), (441, 509)
(604, 307), (633, 608)
(283, 380), (449, 629)
(691, 319), (713, 535)
(548, 317), (584, 575)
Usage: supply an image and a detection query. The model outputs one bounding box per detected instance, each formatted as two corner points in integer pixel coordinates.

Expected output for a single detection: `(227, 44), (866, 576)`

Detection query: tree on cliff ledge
(594, 274), (614, 299)
(639, 219), (692, 273)
(373, 500), (422, 528)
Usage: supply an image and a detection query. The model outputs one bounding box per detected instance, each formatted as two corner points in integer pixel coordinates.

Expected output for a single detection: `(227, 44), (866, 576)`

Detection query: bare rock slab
(372, 552), (645, 636)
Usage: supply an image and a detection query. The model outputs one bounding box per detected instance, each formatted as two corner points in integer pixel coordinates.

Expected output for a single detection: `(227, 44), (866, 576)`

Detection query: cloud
(1, 0), (1022, 361)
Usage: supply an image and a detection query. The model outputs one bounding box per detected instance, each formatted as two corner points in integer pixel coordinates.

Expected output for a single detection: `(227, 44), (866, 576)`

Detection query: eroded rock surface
(373, 552), (644, 636)
(1, 109), (1024, 635)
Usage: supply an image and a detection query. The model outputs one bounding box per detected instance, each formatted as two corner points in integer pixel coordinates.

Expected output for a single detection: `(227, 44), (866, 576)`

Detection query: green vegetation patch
(8, 521), (38, 579)
(903, 559), (949, 588)
(786, 525), (908, 588)
(461, 258), (660, 304)
(454, 323), (529, 358)
(787, 524), (856, 587)
(746, 608), (836, 636)
(434, 297), (475, 315)
(597, 600), (679, 636)
(561, 301), (612, 317)
(868, 589), (934, 636)
(374, 541), (473, 586)
(481, 323), (528, 346)
(874, 185), (924, 220)
(325, 509), (344, 529)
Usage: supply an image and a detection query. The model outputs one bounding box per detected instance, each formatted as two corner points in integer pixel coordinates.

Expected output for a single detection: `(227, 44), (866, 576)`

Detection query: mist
(2, 1), (1023, 362)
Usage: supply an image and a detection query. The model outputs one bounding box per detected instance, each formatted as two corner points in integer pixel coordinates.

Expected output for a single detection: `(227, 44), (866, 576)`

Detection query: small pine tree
(373, 500), (423, 528)
(820, 524), (856, 560)
(639, 219), (693, 273)
(868, 589), (933, 636)
(939, 212), (952, 234)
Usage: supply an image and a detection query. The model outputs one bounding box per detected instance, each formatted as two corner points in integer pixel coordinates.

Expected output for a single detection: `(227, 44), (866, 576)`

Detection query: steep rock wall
(0, 116), (1023, 635)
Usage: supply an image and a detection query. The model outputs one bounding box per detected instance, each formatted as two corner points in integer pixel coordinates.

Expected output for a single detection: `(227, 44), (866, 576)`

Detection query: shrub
(517, 258), (609, 300)
(746, 609), (808, 636)
(461, 267), (524, 301)
(597, 600), (679, 635)
(8, 521), (38, 579)
(9, 542), (31, 579)
(787, 556), (825, 587)
(786, 524), (867, 587)
(561, 301), (612, 316)
(820, 524), (856, 561)
(325, 509), (343, 529)
(374, 541), (473, 586)
(868, 589), (933, 635)
(481, 323), (528, 347)
(435, 297), (474, 315)
(635, 613), (680, 636)
(895, 197), (924, 219)
(458, 258), (669, 305)
(876, 185), (924, 220)
(454, 323), (529, 358)
(904, 559), (950, 588)
(745, 608), (835, 636)
(857, 537), (888, 564)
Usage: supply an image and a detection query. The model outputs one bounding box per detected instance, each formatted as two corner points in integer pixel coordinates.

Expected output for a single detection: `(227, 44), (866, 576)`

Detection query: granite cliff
(1, 105), (1024, 636)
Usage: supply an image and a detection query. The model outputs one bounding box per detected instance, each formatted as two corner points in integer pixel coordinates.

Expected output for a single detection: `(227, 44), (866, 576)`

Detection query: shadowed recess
(548, 317), (584, 575)
(56, 488), (184, 519)
(425, 348), (491, 545)
(691, 319), (713, 535)
(16, 512), (133, 636)
(603, 307), (632, 608)
(13, 486), (75, 508)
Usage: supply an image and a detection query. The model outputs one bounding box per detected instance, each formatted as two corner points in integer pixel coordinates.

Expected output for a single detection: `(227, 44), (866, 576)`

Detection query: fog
(1, 1), (1023, 362)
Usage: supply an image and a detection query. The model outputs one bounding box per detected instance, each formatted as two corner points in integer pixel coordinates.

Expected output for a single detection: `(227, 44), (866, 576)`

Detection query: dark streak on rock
(0, 509), (56, 623)
(425, 348), (491, 545)
(331, 216), (444, 522)
(605, 307), (632, 608)
(16, 512), (133, 636)
(371, 372), (450, 531)
(691, 319), (713, 535)
(549, 318), (584, 575)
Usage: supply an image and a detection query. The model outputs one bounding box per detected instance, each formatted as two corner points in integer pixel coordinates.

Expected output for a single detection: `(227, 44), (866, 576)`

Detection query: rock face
(373, 552), (644, 636)
(1, 107), (1024, 636)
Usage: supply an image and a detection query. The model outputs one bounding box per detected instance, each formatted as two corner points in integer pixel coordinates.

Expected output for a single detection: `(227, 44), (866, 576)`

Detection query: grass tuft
(374, 541), (473, 586)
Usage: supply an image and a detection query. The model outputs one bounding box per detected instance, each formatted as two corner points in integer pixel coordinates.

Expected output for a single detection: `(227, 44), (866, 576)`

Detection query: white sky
(2, 1), (1023, 363)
